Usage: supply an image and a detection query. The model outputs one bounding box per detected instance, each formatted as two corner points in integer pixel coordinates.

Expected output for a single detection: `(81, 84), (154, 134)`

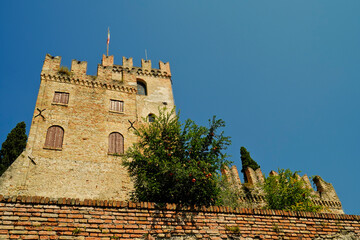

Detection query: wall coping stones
(0, 195), (358, 221)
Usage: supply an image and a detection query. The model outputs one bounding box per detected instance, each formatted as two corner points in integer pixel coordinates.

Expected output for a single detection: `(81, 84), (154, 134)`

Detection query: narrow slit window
(108, 132), (124, 154)
(110, 100), (124, 113)
(44, 125), (64, 149)
(53, 92), (69, 104)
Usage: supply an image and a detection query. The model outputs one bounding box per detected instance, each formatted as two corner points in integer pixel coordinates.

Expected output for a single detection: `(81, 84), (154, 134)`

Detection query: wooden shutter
(54, 127), (64, 148)
(110, 100), (114, 111)
(60, 93), (69, 104)
(53, 92), (69, 104)
(45, 126), (55, 147)
(53, 92), (61, 103)
(45, 126), (64, 149)
(118, 101), (124, 112)
(109, 132), (124, 154)
(114, 101), (119, 112)
(110, 100), (124, 112)
(109, 133), (116, 153)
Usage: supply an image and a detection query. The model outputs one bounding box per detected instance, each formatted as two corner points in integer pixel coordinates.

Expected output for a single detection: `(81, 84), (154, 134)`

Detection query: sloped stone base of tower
(0, 150), (133, 200)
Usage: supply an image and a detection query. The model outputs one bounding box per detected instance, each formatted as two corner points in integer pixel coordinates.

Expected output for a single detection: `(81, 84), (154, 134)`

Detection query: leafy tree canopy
(0, 122), (27, 175)
(263, 169), (322, 212)
(122, 108), (231, 206)
(240, 146), (260, 182)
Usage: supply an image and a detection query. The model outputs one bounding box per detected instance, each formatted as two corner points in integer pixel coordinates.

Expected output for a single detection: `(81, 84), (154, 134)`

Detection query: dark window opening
(148, 114), (155, 123)
(137, 80), (147, 95)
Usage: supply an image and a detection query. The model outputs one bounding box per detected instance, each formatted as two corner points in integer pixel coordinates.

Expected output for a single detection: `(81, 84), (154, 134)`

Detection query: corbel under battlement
(40, 74), (137, 94)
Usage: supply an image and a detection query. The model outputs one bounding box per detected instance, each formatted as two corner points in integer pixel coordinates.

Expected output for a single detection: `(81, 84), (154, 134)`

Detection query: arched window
(137, 80), (147, 95)
(44, 125), (64, 149)
(108, 132), (124, 154)
(148, 114), (155, 123)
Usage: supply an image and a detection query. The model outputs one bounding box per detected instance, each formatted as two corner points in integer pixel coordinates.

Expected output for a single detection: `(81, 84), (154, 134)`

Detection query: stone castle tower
(0, 54), (174, 200)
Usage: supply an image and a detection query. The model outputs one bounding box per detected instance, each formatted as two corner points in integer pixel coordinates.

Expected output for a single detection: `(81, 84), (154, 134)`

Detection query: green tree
(263, 169), (322, 212)
(240, 146), (260, 182)
(122, 108), (231, 206)
(0, 122), (27, 175)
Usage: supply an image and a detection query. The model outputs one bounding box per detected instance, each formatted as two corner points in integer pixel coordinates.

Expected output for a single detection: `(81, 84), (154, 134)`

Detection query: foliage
(263, 169), (322, 212)
(216, 175), (242, 208)
(0, 122), (27, 176)
(225, 225), (240, 234)
(240, 146), (260, 182)
(58, 66), (72, 76)
(72, 228), (81, 235)
(122, 108), (231, 206)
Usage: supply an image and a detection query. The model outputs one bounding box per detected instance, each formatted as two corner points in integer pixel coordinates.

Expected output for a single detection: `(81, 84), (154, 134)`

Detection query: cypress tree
(0, 122), (27, 176)
(240, 146), (260, 182)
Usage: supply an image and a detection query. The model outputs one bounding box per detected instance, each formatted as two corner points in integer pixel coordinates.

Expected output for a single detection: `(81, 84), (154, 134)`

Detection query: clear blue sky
(1, 1), (359, 214)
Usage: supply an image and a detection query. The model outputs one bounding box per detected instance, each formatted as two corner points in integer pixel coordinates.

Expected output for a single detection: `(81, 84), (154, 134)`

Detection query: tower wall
(0, 53), (175, 200)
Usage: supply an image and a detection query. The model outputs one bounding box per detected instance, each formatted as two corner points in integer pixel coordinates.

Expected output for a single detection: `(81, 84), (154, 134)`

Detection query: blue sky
(1, 1), (359, 214)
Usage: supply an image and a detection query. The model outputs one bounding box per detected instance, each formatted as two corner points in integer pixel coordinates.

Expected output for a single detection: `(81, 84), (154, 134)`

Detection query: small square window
(110, 100), (124, 113)
(53, 92), (69, 104)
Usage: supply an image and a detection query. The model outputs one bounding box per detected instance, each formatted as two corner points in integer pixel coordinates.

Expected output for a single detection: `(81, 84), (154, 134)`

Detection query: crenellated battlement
(42, 54), (171, 81)
(223, 165), (344, 214)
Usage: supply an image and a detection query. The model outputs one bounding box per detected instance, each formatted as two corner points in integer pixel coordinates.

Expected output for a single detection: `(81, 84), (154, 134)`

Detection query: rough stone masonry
(0, 54), (175, 201)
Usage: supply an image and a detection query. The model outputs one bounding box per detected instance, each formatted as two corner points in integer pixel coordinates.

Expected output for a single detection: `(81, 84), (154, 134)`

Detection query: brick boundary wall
(0, 195), (359, 240)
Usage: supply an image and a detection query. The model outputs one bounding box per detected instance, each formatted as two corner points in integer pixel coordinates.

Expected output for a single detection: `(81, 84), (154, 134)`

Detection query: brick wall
(0, 195), (359, 239)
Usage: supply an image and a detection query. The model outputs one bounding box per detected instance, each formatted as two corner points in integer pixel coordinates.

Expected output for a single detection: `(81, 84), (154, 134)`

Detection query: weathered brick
(21, 236), (39, 239)
(41, 213), (58, 218)
(0, 225), (14, 230)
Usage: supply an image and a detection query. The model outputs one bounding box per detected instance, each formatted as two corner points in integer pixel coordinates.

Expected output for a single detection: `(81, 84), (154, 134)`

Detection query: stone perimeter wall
(0, 195), (359, 240)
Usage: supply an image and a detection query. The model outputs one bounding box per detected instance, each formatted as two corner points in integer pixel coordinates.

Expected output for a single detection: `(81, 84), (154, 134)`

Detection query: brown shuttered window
(53, 92), (69, 104)
(110, 100), (124, 113)
(108, 132), (124, 155)
(44, 126), (64, 149)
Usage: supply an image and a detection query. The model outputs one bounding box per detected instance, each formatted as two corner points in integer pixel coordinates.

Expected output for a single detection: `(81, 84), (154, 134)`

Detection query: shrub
(122, 108), (231, 206)
(58, 66), (72, 76)
(263, 169), (322, 212)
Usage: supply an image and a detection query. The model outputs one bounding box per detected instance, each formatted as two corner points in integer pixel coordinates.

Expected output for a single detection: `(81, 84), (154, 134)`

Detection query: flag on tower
(107, 28), (110, 45)
(107, 27), (110, 56)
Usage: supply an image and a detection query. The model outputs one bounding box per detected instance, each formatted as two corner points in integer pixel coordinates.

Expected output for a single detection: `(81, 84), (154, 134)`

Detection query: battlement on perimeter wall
(222, 165), (343, 214)
(41, 54), (171, 80)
